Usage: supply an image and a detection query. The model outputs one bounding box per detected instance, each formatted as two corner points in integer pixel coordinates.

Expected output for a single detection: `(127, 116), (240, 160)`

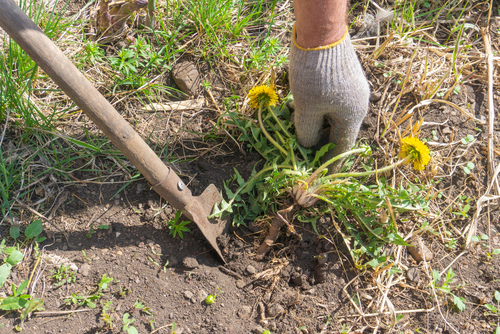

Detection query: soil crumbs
(1, 1), (500, 334)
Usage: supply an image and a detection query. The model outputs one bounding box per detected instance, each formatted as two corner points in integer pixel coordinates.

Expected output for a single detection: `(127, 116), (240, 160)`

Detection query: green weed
(212, 96), (428, 268)
(50, 265), (77, 287)
(0, 219), (46, 331)
(122, 313), (138, 334)
(431, 268), (466, 312)
(101, 300), (115, 329)
(64, 274), (113, 309)
(165, 210), (191, 239)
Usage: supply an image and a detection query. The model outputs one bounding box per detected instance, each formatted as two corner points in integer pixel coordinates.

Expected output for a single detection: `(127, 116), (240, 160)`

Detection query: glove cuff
(292, 23), (348, 51)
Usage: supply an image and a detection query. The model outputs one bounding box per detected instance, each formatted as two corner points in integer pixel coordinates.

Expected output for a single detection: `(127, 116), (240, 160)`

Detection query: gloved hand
(289, 25), (370, 173)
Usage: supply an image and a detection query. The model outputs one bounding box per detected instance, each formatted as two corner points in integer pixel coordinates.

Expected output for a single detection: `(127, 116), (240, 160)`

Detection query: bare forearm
(294, 0), (347, 48)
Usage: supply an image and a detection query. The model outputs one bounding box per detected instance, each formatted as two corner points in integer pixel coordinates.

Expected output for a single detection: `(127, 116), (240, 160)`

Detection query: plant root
(254, 204), (298, 261)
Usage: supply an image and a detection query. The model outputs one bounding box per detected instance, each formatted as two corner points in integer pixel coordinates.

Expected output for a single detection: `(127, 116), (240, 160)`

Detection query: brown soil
(2, 2), (500, 334)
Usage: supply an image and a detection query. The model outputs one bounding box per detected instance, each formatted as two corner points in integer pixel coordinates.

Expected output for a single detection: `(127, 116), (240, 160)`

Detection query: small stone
(442, 127), (452, 134)
(267, 303), (284, 317)
(183, 291), (194, 300)
(370, 91), (382, 102)
(137, 242), (145, 248)
(252, 325), (264, 334)
(237, 305), (252, 319)
(116, 232), (121, 238)
(116, 251), (123, 256)
(172, 61), (200, 96)
(246, 265), (256, 275)
(135, 277), (140, 284)
(408, 238), (434, 262)
(197, 290), (208, 303)
(182, 257), (199, 269)
(236, 280), (246, 289)
(407, 267), (421, 282)
(79, 263), (90, 277)
(62, 245), (68, 251)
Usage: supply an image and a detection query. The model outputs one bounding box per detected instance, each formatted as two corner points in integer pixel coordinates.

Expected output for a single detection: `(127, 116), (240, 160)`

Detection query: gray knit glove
(290, 25), (370, 173)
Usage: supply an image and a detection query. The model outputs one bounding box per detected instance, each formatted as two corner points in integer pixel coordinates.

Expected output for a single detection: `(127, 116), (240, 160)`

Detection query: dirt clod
(172, 61), (200, 96)
(79, 263), (90, 277)
(246, 264), (256, 275)
(238, 305), (252, 319)
(182, 256), (199, 269)
(267, 303), (285, 317)
(183, 290), (194, 300)
(408, 237), (434, 262)
(407, 267), (421, 282)
(196, 289), (208, 303)
(252, 325), (264, 334)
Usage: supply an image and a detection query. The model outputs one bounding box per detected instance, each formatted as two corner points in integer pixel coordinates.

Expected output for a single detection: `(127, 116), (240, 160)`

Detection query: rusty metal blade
(185, 184), (229, 263)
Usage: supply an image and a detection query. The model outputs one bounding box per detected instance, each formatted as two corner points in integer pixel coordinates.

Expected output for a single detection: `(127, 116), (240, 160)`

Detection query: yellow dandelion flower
(247, 85), (279, 109)
(399, 137), (431, 171)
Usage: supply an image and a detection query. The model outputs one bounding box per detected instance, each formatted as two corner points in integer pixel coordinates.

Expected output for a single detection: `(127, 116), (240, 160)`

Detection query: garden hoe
(0, 0), (229, 262)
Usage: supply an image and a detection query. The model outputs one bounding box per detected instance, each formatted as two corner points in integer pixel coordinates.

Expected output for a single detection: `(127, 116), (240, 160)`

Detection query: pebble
(370, 91), (382, 102)
(172, 61), (200, 96)
(407, 267), (421, 282)
(442, 126), (452, 134)
(236, 280), (246, 289)
(246, 265), (256, 275)
(407, 237), (434, 262)
(116, 251), (123, 256)
(79, 263), (90, 277)
(267, 303), (284, 317)
(137, 242), (145, 248)
(197, 290), (208, 303)
(183, 291), (194, 300)
(183, 257), (199, 269)
(237, 305), (252, 319)
(252, 325), (264, 334)
(269, 322), (277, 331)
